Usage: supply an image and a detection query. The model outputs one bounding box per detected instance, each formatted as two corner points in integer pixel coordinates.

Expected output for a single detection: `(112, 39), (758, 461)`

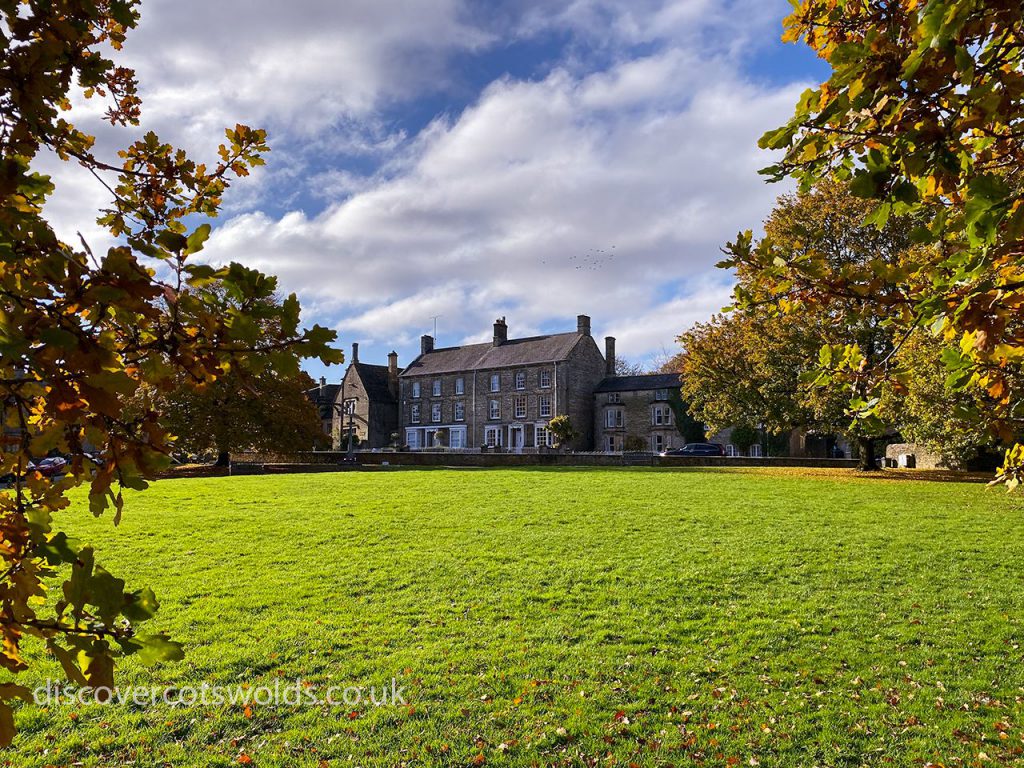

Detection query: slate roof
(593, 373), (682, 393)
(304, 383), (341, 420)
(351, 363), (398, 404)
(400, 332), (585, 377)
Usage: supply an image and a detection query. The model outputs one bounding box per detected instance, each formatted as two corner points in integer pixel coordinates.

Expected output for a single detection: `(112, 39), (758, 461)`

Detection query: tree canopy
(728, 1), (1024, 487)
(0, 0), (341, 742)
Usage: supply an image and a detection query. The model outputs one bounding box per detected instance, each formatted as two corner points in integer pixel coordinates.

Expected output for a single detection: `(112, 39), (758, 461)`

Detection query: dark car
(35, 456), (68, 477)
(661, 443), (726, 457)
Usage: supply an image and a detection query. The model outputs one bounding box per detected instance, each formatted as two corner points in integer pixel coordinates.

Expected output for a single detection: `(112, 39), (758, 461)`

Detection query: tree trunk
(856, 436), (879, 472)
(215, 450), (230, 467)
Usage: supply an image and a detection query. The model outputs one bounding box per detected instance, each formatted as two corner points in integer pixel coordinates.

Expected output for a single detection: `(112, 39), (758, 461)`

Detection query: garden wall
(291, 451), (861, 470)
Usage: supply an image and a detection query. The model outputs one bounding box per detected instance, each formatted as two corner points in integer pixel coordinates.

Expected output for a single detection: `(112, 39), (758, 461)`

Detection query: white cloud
(37, 0), (806, 369)
(203, 46), (803, 362)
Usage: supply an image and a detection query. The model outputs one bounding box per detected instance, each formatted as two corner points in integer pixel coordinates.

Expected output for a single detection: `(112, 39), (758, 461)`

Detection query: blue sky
(44, 0), (829, 380)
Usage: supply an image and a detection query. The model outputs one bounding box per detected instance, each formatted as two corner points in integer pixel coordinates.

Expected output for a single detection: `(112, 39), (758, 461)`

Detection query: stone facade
(332, 344), (400, 450)
(593, 372), (689, 453)
(398, 316), (606, 452)
(304, 379), (340, 438)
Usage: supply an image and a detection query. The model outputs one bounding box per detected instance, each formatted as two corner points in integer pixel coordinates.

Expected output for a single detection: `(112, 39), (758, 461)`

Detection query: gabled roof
(594, 373), (682, 393)
(350, 362), (398, 404)
(304, 383), (341, 420)
(400, 332), (586, 377)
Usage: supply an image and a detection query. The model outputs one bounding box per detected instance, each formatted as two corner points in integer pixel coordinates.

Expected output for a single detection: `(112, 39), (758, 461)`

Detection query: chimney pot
(387, 351), (399, 397)
(420, 335), (434, 355)
(351, 342), (359, 363)
(493, 317), (508, 347)
(577, 314), (591, 337)
(605, 336), (616, 377)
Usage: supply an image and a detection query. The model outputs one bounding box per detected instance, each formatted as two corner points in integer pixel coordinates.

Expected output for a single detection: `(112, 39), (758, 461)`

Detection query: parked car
(661, 443), (726, 457)
(35, 456), (68, 477)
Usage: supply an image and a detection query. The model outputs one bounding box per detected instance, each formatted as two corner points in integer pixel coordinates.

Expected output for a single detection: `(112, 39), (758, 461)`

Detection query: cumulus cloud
(203, 48), (804, 362)
(39, 0), (808, 370)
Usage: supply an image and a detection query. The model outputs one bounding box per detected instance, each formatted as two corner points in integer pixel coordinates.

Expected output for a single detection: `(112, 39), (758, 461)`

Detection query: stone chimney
(319, 376), (326, 393)
(605, 336), (616, 377)
(577, 314), (591, 337)
(387, 350), (399, 397)
(421, 334), (434, 355)
(351, 342), (359, 364)
(493, 317), (508, 347)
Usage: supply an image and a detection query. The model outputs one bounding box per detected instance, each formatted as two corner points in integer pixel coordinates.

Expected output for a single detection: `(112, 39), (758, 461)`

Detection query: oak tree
(0, 0), (341, 741)
(745, 0), (1024, 488)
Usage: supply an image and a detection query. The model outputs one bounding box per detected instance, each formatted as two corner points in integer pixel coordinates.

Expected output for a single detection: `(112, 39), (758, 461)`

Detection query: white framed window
(605, 408), (623, 428)
(432, 379), (442, 397)
(606, 435), (617, 452)
(450, 427), (466, 449)
(514, 396), (527, 419)
(485, 426), (502, 447)
(411, 382), (421, 399)
(726, 444), (738, 457)
(652, 434), (664, 453)
(431, 403), (442, 423)
(410, 404), (421, 424)
(489, 374), (500, 392)
(539, 395), (552, 418)
(540, 370), (551, 388)
(454, 401), (465, 421)
(515, 371), (526, 390)
(652, 405), (673, 426)
(607, 393), (621, 404)
(655, 389), (669, 401)
(750, 443), (763, 458)
(536, 426), (551, 448)
(489, 399), (500, 419)
(455, 377), (465, 395)
(406, 430), (419, 449)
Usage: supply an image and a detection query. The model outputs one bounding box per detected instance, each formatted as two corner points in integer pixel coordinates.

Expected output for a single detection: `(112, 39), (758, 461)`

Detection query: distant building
(592, 367), (689, 454)
(333, 343), (400, 450)
(304, 378), (340, 438)
(398, 315), (607, 451)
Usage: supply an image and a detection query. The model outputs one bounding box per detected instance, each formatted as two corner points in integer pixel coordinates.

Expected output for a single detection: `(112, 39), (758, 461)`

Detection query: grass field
(9, 468), (1024, 767)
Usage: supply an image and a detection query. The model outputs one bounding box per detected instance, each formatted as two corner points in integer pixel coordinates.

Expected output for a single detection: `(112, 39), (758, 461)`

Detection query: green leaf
(132, 634), (185, 665)
(39, 327), (78, 349)
(36, 532), (81, 566)
(47, 642), (88, 687)
(122, 587), (160, 622)
(155, 230), (188, 254)
(185, 223), (212, 255)
(863, 203), (892, 229)
(849, 172), (879, 198)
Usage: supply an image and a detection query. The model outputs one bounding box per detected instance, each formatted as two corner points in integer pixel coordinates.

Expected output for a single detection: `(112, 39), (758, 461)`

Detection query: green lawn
(10, 468), (1024, 766)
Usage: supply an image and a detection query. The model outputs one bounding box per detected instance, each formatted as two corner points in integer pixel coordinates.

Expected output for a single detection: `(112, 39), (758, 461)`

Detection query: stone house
(593, 366), (692, 453)
(332, 343), (400, 450)
(398, 315), (606, 452)
(304, 378), (340, 438)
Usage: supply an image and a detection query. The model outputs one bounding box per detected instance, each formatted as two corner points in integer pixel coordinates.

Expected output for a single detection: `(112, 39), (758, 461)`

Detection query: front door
(510, 426), (524, 454)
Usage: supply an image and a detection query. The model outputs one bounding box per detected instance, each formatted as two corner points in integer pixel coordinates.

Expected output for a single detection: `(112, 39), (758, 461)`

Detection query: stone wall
(294, 451), (861, 470)
(884, 442), (954, 470)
